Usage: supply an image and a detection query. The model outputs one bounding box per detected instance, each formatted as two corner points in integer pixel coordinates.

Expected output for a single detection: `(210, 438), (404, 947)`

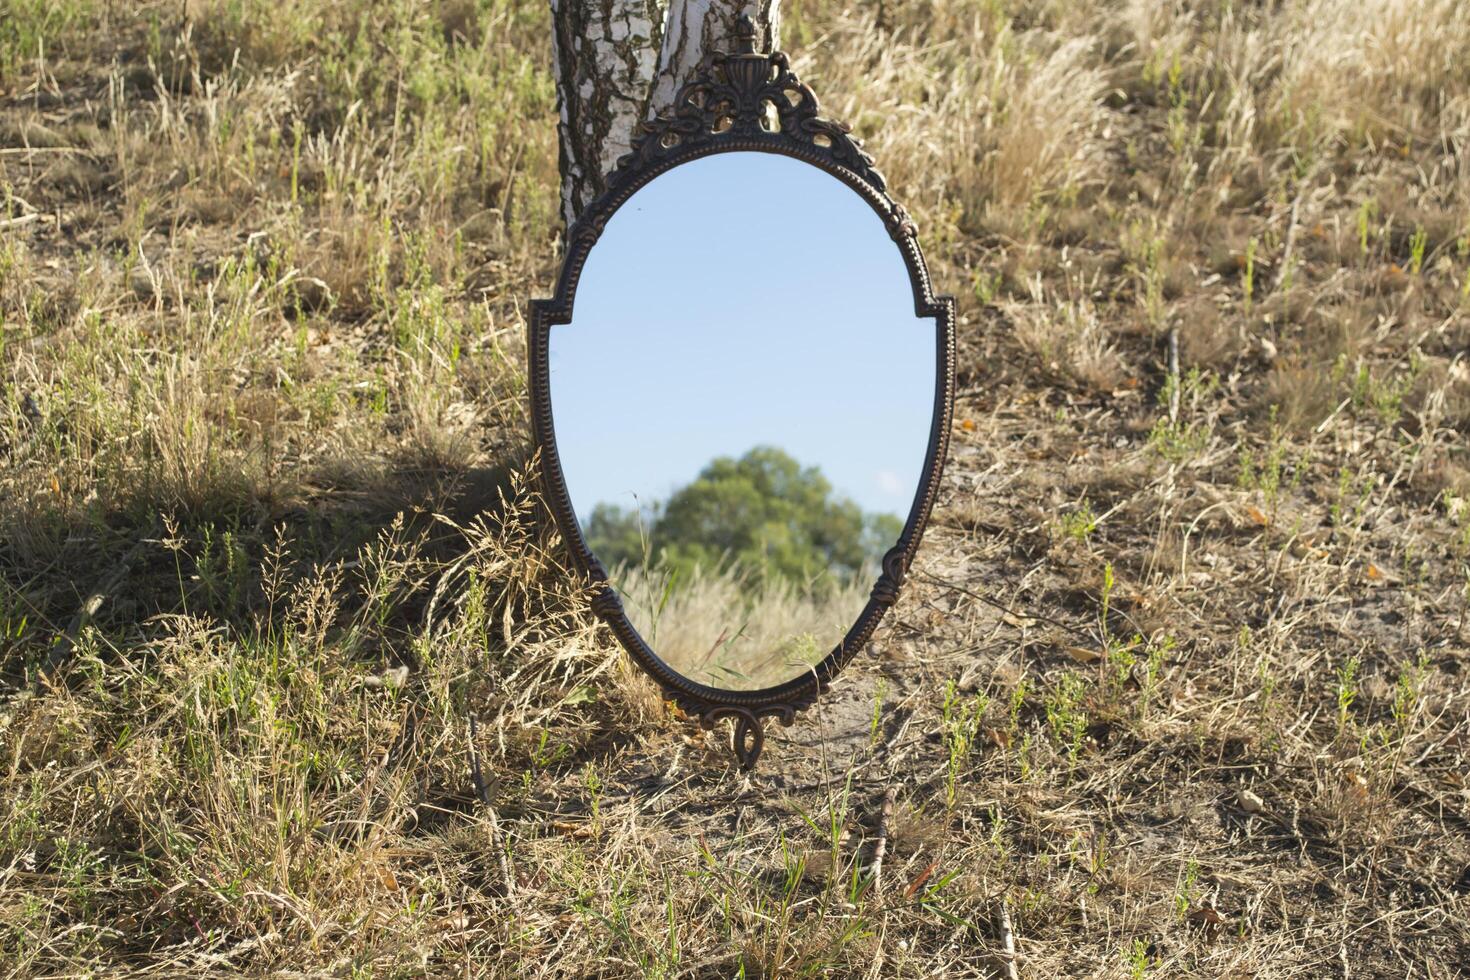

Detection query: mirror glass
(549, 151), (935, 691)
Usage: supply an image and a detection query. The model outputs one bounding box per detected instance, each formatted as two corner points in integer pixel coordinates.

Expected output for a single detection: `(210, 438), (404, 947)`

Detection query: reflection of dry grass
(613, 564), (872, 691)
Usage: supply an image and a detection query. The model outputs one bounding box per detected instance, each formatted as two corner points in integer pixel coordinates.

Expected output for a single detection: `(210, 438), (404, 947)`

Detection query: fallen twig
(0, 146), (91, 155)
(0, 212), (47, 230)
(868, 786), (895, 896)
(998, 898), (1020, 980)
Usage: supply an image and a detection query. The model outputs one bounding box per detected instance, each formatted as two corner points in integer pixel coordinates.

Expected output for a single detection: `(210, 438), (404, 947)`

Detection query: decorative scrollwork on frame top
(607, 16), (887, 195)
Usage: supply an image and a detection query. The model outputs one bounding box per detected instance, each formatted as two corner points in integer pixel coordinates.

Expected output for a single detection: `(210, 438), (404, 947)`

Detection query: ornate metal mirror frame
(529, 19), (956, 770)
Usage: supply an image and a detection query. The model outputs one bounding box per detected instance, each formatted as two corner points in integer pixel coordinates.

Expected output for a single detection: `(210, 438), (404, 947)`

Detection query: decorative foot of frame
(701, 705), (798, 771)
(729, 714), (764, 770)
(703, 707), (765, 770)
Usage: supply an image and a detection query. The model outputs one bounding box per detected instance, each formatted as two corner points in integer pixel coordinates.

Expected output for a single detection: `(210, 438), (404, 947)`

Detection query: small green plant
(941, 680), (989, 807)
(1106, 636), (1137, 696)
(1088, 830), (1110, 881)
(1357, 198), (1378, 256)
(1389, 651), (1429, 740)
(1331, 464), (1376, 529)
(972, 269), (1003, 305)
(1127, 937), (1152, 978)
(869, 679), (887, 745)
(778, 831), (807, 902)
(1139, 635), (1171, 717)
(1336, 655), (1361, 735)
(1348, 355), (1422, 427)
(1140, 44), (1171, 87)
(1149, 368), (1218, 464)
(986, 806), (1010, 861)
(531, 729), (568, 772)
(1165, 51), (1202, 164)
(0, 584), (29, 656)
(1045, 672), (1089, 764)
(1007, 678), (1029, 734)
(582, 764), (603, 828)
(1174, 858), (1200, 918)
(1408, 226), (1428, 275)
(195, 524), (251, 616)
(1122, 219), (1168, 328)
(1059, 498), (1098, 543)
(1236, 405), (1304, 520)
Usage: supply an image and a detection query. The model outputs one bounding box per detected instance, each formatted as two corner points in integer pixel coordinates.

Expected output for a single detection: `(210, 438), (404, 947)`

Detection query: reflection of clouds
(876, 469), (905, 496)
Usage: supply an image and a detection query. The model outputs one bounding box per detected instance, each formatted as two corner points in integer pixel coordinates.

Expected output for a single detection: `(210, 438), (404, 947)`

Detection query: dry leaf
(1066, 646), (1103, 664)
(1289, 539), (1328, 560)
(1237, 788), (1267, 815)
(1188, 905), (1226, 939)
(551, 820), (594, 838)
(1188, 905), (1223, 926)
(904, 861), (938, 899)
(363, 666), (410, 689)
(1379, 263), (1410, 292)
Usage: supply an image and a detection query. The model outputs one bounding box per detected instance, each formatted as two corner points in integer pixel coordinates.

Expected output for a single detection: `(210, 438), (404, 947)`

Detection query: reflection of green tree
(584, 446), (903, 586)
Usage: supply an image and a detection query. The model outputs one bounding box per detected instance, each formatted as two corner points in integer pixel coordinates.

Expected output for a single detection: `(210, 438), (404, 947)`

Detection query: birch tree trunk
(550, 0), (780, 228)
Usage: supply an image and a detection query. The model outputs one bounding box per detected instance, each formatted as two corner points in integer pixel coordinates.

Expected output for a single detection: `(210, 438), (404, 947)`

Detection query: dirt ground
(2, 1), (1469, 976)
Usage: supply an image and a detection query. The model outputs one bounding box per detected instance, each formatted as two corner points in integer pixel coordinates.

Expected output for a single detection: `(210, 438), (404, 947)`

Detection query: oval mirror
(530, 24), (954, 768)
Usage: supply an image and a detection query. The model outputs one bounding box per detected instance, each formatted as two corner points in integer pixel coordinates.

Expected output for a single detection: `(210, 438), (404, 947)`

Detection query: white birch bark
(549, 0), (667, 229)
(550, 0), (780, 228)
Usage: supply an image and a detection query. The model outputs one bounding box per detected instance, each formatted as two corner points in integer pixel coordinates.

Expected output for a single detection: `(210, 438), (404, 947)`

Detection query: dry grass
(3, 0), (1469, 975)
(613, 563), (873, 691)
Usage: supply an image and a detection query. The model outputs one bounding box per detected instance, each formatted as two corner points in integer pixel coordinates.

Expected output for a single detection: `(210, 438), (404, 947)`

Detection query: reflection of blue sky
(548, 152), (935, 521)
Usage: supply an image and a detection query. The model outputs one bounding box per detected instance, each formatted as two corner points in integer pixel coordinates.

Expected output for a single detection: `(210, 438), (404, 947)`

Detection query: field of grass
(612, 562), (873, 690)
(2, 0), (1469, 975)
